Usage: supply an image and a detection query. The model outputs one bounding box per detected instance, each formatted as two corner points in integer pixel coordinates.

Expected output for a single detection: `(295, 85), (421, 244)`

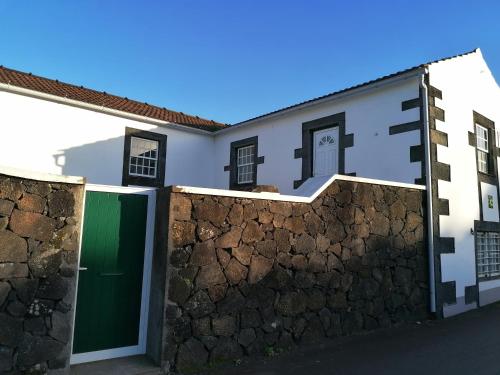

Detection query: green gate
(73, 191), (148, 354)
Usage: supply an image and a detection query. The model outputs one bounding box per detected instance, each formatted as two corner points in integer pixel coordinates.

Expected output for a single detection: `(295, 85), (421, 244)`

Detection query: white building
(1, 48), (499, 319)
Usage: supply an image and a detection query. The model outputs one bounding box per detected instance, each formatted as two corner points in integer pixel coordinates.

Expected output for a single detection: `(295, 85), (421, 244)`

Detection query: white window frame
(476, 124), (489, 174)
(477, 231), (500, 279)
(129, 137), (159, 179)
(236, 145), (255, 184)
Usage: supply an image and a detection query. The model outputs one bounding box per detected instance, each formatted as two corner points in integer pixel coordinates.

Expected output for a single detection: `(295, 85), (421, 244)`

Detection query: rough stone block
(0, 230), (27, 262)
(17, 194), (46, 213)
(9, 209), (56, 241)
(47, 190), (75, 218)
(171, 194), (192, 221)
(0, 199), (14, 217)
(248, 255), (273, 284)
(224, 258), (248, 285)
(215, 227), (242, 248)
(0, 263), (29, 279)
(190, 239), (216, 266)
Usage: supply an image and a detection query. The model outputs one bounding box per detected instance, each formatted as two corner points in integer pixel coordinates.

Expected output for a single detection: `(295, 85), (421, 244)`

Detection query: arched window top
(319, 135), (335, 146)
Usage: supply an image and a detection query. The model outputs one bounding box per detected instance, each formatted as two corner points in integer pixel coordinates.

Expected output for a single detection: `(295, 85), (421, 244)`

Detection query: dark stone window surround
(225, 136), (264, 190)
(474, 220), (500, 283)
(293, 112), (353, 189)
(469, 112), (500, 288)
(468, 111), (499, 222)
(122, 127), (167, 188)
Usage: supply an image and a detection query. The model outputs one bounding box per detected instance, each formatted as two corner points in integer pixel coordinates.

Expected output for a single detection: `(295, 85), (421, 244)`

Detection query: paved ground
(200, 302), (500, 375)
(71, 355), (159, 375)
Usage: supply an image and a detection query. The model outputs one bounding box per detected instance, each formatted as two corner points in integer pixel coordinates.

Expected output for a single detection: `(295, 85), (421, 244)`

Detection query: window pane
(129, 136), (159, 178)
(476, 124), (489, 152)
(236, 145), (255, 184)
(478, 150), (488, 173)
(477, 231), (500, 278)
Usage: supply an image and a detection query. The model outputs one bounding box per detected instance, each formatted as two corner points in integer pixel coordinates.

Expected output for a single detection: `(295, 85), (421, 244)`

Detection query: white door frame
(70, 184), (156, 365)
(313, 126), (339, 177)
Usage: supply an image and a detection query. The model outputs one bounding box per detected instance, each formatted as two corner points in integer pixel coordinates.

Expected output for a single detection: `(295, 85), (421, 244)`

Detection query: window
(122, 128), (167, 188)
(476, 124), (489, 173)
(228, 136), (261, 190)
(477, 231), (500, 278)
(318, 135), (336, 146)
(237, 145), (255, 184)
(129, 137), (158, 178)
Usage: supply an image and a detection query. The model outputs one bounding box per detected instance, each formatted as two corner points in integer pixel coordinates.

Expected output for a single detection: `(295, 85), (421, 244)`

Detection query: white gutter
(0, 83), (216, 136)
(218, 68), (426, 134)
(421, 72), (437, 313)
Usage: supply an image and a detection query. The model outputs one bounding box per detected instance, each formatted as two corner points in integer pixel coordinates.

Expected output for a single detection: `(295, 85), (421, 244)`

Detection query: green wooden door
(73, 191), (148, 354)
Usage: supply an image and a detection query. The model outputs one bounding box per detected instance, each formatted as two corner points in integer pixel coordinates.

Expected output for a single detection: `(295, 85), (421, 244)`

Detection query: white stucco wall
(0, 90), (216, 187)
(428, 50), (500, 314)
(213, 77), (422, 194)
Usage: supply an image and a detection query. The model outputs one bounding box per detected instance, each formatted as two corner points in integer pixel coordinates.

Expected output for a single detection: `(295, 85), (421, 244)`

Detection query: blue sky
(0, 1), (498, 124)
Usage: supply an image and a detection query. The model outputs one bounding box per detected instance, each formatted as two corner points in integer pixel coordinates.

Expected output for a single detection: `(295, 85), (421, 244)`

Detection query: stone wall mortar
(164, 180), (428, 373)
(0, 174), (84, 374)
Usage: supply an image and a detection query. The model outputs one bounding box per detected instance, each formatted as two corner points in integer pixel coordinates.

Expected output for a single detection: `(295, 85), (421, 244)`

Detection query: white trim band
(173, 174), (426, 203)
(0, 164), (85, 184)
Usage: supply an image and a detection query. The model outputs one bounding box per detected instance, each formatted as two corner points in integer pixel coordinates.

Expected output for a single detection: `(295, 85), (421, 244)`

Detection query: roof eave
(216, 67), (426, 134)
(0, 82), (219, 136)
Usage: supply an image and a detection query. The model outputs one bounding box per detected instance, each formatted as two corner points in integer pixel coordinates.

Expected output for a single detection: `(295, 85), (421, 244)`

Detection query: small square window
(477, 231), (500, 279)
(129, 137), (159, 178)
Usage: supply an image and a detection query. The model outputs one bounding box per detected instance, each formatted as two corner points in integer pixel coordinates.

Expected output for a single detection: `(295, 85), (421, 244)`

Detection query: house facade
(0, 48), (499, 370)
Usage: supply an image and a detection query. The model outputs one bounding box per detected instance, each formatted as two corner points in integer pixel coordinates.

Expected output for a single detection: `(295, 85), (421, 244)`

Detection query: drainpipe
(421, 72), (437, 313)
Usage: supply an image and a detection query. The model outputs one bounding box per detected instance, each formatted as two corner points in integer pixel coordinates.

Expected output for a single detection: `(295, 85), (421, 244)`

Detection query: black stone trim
(464, 285), (479, 305)
(343, 133), (354, 148)
(430, 105), (445, 122)
(441, 281), (457, 305)
(472, 111), (498, 222)
(294, 148), (303, 159)
(414, 177), (426, 185)
(293, 180), (304, 189)
(425, 77), (457, 318)
(401, 97), (421, 111)
(410, 145), (424, 163)
(475, 220), (500, 232)
(122, 127), (167, 188)
(295, 112), (352, 189)
(430, 129), (448, 147)
(468, 131), (476, 146)
(429, 85), (442, 99)
(228, 136), (261, 190)
(434, 162), (451, 182)
(388, 121), (421, 135)
(435, 237), (455, 254)
(474, 221), (500, 284)
(223, 165), (230, 172)
(437, 198), (450, 216)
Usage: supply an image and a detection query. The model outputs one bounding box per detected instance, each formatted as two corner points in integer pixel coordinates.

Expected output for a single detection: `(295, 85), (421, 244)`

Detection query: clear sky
(0, 0), (498, 124)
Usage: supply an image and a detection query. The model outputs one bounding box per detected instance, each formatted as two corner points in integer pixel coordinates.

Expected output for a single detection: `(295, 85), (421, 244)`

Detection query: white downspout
(421, 72), (437, 313)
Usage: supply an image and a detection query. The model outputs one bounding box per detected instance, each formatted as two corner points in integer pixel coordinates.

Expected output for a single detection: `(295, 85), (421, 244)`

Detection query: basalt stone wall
(162, 180), (428, 373)
(0, 174), (84, 374)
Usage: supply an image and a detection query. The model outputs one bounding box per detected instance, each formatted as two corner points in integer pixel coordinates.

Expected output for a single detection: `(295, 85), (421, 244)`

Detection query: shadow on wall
(160, 179), (429, 373)
(52, 135), (125, 186)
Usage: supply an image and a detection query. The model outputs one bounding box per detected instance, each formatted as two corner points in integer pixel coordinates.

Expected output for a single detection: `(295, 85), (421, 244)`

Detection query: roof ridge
(231, 48), (481, 127)
(0, 65), (227, 130)
(422, 48), (479, 67)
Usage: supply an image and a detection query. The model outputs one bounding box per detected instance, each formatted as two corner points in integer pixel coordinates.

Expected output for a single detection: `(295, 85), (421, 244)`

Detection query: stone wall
(162, 179), (428, 373)
(0, 173), (84, 374)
